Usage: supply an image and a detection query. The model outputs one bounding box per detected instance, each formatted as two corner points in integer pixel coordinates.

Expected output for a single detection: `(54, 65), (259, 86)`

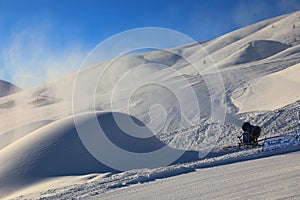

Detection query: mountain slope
(0, 80), (21, 98)
(232, 63), (300, 113)
(93, 151), (300, 200)
(0, 11), (300, 199)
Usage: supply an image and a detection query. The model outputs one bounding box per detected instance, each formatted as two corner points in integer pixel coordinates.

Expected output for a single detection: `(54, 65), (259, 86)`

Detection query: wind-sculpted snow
(232, 63), (300, 113)
(0, 120), (53, 150)
(0, 112), (199, 199)
(223, 40), (290, 66)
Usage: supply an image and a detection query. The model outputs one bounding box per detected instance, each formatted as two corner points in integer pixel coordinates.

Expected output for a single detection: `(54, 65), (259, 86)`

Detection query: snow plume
(277, 0), (300, 12)
(225, 112), (244, 128)
(233, 0), (271, 27)
(211, 103), (243, 128)
(233, 0), (300, 28)
(1, 22), (87, 89)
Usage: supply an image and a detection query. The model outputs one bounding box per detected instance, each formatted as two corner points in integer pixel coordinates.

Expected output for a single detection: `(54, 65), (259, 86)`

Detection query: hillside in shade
(0, 79), (21, 98)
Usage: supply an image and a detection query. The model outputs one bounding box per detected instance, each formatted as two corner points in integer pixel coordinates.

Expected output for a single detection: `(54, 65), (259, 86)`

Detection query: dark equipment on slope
(222, 122), (262, 151)
(238, 122), (261, 146)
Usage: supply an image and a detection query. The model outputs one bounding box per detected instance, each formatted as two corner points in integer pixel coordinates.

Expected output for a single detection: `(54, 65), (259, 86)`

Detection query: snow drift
(0, 112), (198, 198)
(223, 40), (290, 66)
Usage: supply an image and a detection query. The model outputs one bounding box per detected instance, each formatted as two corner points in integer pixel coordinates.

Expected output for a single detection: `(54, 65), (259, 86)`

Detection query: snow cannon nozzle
(242, 122), (261, 138)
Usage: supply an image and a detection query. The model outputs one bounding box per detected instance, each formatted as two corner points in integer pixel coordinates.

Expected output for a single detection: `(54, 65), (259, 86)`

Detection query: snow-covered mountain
(0, 80), (21, 98)
(0, 11), (300, 199)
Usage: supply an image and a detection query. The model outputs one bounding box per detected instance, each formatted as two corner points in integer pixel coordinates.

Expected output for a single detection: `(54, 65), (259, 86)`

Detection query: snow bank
(0, 111), (198, 199)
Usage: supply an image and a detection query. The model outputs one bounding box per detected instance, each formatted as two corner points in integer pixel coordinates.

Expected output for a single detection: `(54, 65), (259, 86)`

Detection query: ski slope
(95, 151), (300, 200)
(5, 145), (300, 199)
(233, 63), (300, 113)
(0, 11), (300, 199)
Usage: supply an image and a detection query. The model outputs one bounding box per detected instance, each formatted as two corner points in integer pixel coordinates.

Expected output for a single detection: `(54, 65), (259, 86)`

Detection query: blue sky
(0, 0), (300, 88)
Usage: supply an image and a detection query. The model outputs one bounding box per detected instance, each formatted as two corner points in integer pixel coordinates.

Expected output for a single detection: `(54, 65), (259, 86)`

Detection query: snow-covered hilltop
(0, 80), (21, 98)
(0, 11), (300, 199)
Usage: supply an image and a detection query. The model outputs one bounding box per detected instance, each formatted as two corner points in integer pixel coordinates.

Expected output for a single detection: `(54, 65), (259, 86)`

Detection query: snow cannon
(241, 122), (261, 144)
(242, 122), (261, 138)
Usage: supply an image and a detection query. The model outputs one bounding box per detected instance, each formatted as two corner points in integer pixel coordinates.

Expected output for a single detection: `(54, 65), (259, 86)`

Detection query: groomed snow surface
(1, 11), (300, 199)
(95, 151), (300, 200)
(6, 145), (300, 199)
(233, 63), (300, 113)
